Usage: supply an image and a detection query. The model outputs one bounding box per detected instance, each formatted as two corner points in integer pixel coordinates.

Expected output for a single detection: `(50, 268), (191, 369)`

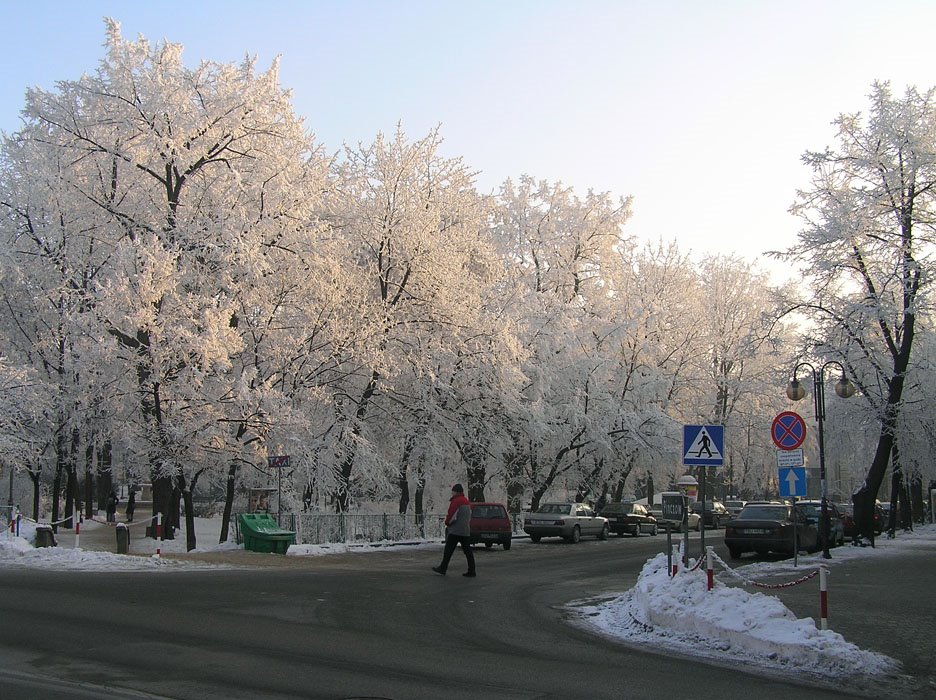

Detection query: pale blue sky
(2, 1), (935, 265)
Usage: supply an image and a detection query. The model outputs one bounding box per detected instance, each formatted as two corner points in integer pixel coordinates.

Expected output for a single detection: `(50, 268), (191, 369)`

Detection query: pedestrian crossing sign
(683, 425), (724, 466)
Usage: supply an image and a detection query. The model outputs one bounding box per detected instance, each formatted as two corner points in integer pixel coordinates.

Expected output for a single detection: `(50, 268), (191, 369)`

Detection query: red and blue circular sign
(771, 411), (806, 450)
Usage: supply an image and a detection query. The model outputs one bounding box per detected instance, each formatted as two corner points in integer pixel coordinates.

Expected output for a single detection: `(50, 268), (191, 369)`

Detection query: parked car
(690, 500), (730, 529)
(797, 500), (845, 547)
(599, 502), (658, 537)
(523, 502), (609, 543)
(663, 510), (701, 532)
(723, 499), (747, 519)
(468, 502), (512, 550)
(838, 502), (885, 539)
(724, 503), (818, 559)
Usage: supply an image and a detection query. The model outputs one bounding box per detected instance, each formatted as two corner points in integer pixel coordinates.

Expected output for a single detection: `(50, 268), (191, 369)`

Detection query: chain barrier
(710, 548), (820, 589)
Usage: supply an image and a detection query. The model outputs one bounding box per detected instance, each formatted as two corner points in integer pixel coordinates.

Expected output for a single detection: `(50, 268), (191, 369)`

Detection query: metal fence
(239, 511), (527, 546)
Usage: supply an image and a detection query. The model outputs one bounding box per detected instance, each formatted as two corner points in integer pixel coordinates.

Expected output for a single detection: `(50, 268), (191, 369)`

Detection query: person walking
(125, 489), (136, 523)
(432, 483), (476, 577)
(105, 490), (119, 524)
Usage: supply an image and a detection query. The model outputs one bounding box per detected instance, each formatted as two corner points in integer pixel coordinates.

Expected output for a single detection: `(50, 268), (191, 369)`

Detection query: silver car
(523, 502), (610, 543)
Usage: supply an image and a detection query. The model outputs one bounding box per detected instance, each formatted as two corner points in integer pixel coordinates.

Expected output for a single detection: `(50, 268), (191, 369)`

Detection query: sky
(1, 1), (936, 265)
(2, 513), (933, 690)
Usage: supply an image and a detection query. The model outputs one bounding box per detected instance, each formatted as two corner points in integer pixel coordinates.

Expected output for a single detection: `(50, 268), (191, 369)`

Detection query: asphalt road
(0, 530), (932, 699)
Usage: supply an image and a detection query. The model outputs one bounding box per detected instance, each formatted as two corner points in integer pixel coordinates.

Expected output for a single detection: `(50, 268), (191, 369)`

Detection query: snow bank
(575, 551), (900, 681)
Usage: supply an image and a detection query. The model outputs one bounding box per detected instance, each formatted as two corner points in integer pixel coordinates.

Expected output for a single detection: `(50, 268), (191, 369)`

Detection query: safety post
(819, 564), (829, 630)
(156, 512), (162, 560)
(671, 544), (679, 576)
(706, 546), (714, 591)
(74, 515), (81, 549)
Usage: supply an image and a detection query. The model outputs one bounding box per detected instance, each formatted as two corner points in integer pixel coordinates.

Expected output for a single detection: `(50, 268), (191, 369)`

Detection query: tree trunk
(910, 474), (924, 524)
(887, 463), (901, 537)
(149, 473), (174, 539)
(84, 442), (94, 520)
(219, 462), (238, 544)
(97, 440), (113, 512)
(336, 370), (379, 512)
(51, 460), (62, 533)
(29, 468), (40, 520)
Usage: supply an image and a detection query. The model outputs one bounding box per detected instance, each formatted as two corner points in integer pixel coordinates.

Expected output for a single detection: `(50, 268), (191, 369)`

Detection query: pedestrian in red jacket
(432, 484), (476, 577)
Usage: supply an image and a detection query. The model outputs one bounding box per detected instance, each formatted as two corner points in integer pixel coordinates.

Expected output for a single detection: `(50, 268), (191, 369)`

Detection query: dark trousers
(438, 533), (475, 574)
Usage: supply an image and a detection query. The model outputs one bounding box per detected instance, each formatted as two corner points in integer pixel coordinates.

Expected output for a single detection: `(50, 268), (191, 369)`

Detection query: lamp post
(786, 361), (855, 559)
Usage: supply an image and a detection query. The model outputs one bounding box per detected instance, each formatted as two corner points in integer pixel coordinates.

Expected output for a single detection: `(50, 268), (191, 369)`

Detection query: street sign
(267, 455), (290, 469)
(661, 492), (685, 522)
(778, 466), (807, 498)
(776, 448), (804, 468)
(683, 425), (724, 466)
(772, 411), (806, 450)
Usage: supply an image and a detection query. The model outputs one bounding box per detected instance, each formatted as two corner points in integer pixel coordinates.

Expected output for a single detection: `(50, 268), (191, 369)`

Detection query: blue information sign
(682, 425), (724, 467)
(778, 467), (807, 498)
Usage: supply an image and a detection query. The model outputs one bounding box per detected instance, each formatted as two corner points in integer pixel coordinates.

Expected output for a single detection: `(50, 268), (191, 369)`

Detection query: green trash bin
(35, 525), (55, 548)
(116, 523), (130, 554)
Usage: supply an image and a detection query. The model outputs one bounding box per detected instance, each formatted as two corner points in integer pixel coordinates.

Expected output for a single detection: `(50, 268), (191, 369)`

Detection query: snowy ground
(3, 513), (934, 688)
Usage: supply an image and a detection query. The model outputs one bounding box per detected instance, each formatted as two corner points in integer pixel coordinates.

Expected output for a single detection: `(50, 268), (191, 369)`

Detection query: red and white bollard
(819, 564), (829, 630)
(706, 546), (714, 591)
(74, 516), (81, 550)
(672, 545), (679, 577)
(155, 512), (162, 560)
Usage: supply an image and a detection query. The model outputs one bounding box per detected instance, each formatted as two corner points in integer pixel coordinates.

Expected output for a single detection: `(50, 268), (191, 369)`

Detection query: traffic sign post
(268, 455), (290, 526)
(682, 425), (724, 559)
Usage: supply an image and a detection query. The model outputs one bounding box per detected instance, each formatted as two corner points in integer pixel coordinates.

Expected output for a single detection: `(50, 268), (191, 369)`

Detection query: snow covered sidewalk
(572, 526), (936, 695)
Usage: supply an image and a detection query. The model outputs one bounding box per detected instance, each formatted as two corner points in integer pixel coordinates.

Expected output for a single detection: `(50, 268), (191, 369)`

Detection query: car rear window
(739, 505), (788, 520)
(540, 504), (571, 515)
(471, 505), (507, 519)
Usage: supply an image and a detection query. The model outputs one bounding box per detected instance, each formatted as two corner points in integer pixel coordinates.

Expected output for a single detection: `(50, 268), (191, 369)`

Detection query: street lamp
(786, 361), (856, 558)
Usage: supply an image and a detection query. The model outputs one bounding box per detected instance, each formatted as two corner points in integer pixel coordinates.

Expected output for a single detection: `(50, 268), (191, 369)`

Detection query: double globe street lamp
(786, 361), (856, 559)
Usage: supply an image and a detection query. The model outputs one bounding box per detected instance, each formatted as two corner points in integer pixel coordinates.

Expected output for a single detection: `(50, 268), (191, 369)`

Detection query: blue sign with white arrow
(778, 466), (807, 498)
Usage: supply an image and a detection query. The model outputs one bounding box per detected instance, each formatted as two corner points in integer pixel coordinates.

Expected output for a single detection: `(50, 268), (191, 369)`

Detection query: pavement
(37, 515), (936, 695)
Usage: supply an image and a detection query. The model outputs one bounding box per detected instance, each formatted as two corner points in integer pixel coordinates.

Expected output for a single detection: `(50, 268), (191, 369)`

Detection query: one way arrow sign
(778, 466), (807, 498)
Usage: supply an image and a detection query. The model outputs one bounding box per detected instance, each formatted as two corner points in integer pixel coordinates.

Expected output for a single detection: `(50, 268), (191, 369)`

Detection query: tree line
(0, 24), (932, 547)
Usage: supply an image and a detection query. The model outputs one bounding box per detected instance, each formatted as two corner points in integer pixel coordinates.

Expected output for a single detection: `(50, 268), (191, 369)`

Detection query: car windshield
(539, 504), (571, 515)
(471, 505), (506, 519)
(738, 505), (789, 520)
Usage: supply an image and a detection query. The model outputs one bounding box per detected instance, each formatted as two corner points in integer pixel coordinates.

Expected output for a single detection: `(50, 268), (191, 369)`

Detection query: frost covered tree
(327, 126), (496, 511)
(0, 21), (332, 547)
(491, 176), (637, 510)
(779, 82), (936, 541)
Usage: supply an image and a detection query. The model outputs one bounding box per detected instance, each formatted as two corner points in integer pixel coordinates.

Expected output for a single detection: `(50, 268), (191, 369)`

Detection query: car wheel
(569, 526), (581, 543)
(598, 523), (609, 540)
(484, 542), (494, 549)
(530, 535), (541, 543)
(503, 539), (511, 550)
(650, 524), (658, 536)
(696, 519), (702, 532)
(728, 546), (742, 560)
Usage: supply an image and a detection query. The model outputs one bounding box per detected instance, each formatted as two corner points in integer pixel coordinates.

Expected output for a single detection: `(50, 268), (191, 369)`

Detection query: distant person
(105, 491), (119, 523)
(125, 490), (136, 522)
(432, 483), (476, 577)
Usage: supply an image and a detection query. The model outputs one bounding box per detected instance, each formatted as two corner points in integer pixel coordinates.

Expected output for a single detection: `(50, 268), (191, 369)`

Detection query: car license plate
(480, 533), (498, 539)
(744, 528), (768, 534)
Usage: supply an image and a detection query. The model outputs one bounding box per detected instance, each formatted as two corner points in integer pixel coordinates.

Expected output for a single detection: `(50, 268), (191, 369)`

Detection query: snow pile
(287, 540), (439, 557)
(575, 551), (900, 681)
(0, 517), (240, 570)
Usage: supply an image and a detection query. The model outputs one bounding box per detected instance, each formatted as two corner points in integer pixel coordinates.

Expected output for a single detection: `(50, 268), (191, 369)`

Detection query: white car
(523, 502), (610, 543)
